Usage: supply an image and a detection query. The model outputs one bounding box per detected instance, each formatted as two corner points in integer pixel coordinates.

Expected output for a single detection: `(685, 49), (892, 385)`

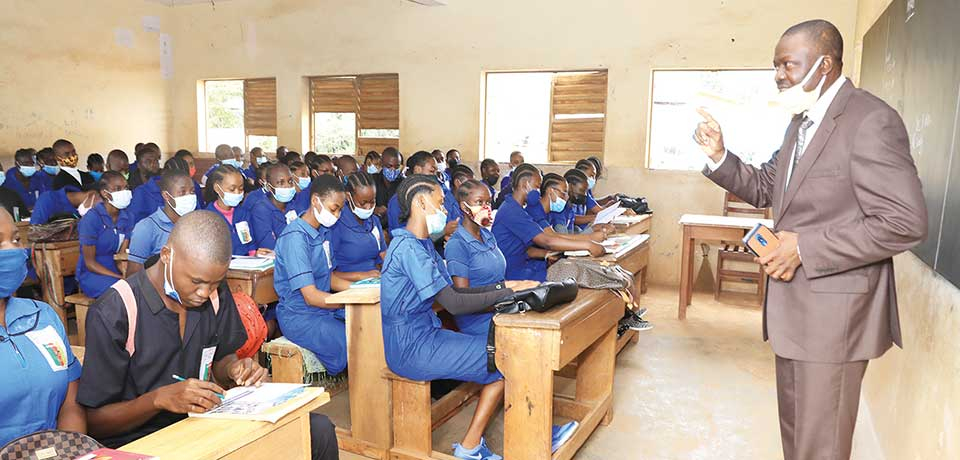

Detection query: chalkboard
(860, 0), (960, 287)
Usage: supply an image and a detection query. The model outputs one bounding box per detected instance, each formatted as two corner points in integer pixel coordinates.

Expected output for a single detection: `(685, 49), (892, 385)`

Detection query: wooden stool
(261, 339), (306, 384)
(64, 293), (94, 346)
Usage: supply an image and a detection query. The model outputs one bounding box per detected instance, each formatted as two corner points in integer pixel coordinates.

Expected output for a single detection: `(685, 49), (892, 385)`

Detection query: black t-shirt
(0, 186), (29, 219)
(53, 170), (95, 191)
(374, 172), (401, 229)
(77, 270), (247, 447)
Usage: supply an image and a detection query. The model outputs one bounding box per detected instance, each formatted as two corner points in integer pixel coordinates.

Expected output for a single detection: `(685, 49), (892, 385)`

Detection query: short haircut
(97, 171), (125, 191)
(159, 167), (192, 193)
(309, 173), (345, 201)
(108, 149), (128, 162)
(509, 151), (523, 161)
(455, 178), (487, 203)
(782, 19), (844, 64)
(37, 147), (55, 162)
(214, 144), (233, 160)
(15, 148), (36, 163)
(169, 210), (232, 265)
(86, 153), (104, 168)
(480, 158), (498, 170)
(540, 173), (565, 196)
(175, 149), (193, 159)
(564, 168), (589, 187)
(53, 139), (73, 150)
(282, 151), (301, 164)
(265, 163), (292, 183)
(446, 149), (460, 158)
(396, 174), (440, 224)
(382, 147), (402, 163)
(345, 171), (376, 193)
(365, 151), (381, 162)
(336, 155), (359, 170)
(289, 160), (308, 173)
(407, 151), (433, 171)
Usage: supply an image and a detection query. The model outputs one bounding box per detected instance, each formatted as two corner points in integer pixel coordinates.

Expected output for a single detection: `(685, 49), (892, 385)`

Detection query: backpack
(233, 291), (267, 359)
(111, 279), (220, 356)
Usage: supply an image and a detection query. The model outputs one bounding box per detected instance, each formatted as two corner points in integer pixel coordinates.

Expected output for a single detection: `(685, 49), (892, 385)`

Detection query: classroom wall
(164, 0), (858, 286)
(0, 0), (172, 166)
(848, 0), (960, 458)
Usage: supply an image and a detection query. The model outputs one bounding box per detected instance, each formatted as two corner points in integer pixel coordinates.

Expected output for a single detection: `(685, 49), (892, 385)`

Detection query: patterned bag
(0, 430), (102, 460)
(28, 218), (79, 243)
(546, 258), (634, 290)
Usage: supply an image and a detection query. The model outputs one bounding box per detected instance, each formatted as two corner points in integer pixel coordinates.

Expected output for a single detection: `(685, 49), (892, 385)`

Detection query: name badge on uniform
(25, 326), (69, 372)
(285, 210), (298, 224)
(199, 345), (217, 381)
(323, 240), (333, 269)
(371, 226), (381, 250)
(235, 221), (253, 244)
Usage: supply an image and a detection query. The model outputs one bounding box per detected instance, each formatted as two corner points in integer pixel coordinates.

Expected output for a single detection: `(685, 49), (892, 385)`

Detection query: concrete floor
(329, 285), (787, 459)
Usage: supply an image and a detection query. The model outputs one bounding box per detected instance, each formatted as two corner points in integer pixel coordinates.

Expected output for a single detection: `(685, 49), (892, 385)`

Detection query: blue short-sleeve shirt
(491, 194), (547, 281)
(250, 199), (298, 251)
(30, 171), (54, 197)
(331, 204), (384, 273)
(128, 208), (174, 264)
(128, 176), (163, 225)
(386, 194), (402, 231)
(77, 203), (133, 297)
(380, 228), (451, 323)
(444, 224), (506, 287)
(31, 188), (79, 225)
(3, 168), (38, 209)
(274, 218), (336, 316)
(523, 190), (552, 229)
(205, 201), (256, 256)
(0, 297), (81, 447)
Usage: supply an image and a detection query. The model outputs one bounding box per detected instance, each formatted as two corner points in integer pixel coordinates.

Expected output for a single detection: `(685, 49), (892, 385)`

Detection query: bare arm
(532, 232), (604, 257)
(56, 381), (86, 434)
(81, 245), (122, 279)
(332, 269), (380, 282)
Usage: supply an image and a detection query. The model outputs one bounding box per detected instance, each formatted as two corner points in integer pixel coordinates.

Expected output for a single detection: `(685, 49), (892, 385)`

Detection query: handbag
(28, 217), (79, 243)
(0, 430), (102, 460)
(616, 195), (652, 215)
(486, 278), (579, 372)
(547, 258), (633, 290)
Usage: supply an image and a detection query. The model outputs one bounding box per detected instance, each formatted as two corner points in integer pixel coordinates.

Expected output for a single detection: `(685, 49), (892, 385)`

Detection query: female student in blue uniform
(479, 158), (500, 204)
(203, 165), (273, 257)
(491, 164), (604, 282)
(288, 160), (314, 215)
(273, 175), (352, 376)
(386, 151), (459, 234)
(250, 163), (300, 251)
(330, 172), (384, 281)
(0, 207), (86, 446)
(380, 175), (577, 459)
(128, 157), (195, 225)
(77, 171), (134, 298)
(4, 148), (40, 210)
(525, 173), (610, 241)
(173, 150), (204, 204)
(126, 168), (197, 275)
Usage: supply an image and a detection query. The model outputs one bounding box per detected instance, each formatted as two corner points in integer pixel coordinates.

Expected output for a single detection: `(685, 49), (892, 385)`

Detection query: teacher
(694, 19), (927, 460)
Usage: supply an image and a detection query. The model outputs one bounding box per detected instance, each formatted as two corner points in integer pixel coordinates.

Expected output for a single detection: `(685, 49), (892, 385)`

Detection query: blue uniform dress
(128, 176), (163, 225)
(330, 204), (384, 272)
(0, 298), (82, 446)
(205, 201), (256, 256)
(250, 198), (299, 251)
(381, 228), (502, 384)
(550, 205), (577, 233)
(491, 194), (547, 281)
(523, 190), (552, 229)
(77, 203), (133, 298)
(239, 187), (267, 213)
(443, 224), (506, 335)
(128, 208), (174, 265)
(273, 218), (347, 374)
(31, 188), (79, 225)
(3, 168), (38, 209)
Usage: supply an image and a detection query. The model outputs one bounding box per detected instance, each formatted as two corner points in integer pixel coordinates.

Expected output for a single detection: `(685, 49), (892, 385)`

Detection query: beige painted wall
(847, 1), (960, 459)
(0, 0), (172, 165)
(164, 0), (857, 286)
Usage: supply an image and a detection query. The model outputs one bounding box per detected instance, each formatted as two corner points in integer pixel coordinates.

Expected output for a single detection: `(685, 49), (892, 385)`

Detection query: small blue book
(350, 277), (381, 289)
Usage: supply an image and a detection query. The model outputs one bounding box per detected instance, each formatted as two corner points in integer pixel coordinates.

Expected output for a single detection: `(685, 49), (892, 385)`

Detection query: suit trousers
(775, 355), (868, 460)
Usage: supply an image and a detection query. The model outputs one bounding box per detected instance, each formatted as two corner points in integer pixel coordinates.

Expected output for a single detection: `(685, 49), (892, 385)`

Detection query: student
(282, 151), (302, 165)
(431, 149), (446, 180)
(363, 151), (381, 174)
(309, 155), (337, 177)
(128, 157), (179, 225)
(444, 149), (461, 185)
(479, 158), (500, 205)
(128, 142), (144, 173)
(77, 172), (133, 298)
(373, 147), (403, 225)
(128, 146), (161, 191)
(106, 149), (130, 180)
(4, 148), (39, 210)
(494, 151), (525, 209)
(201, 144), (243, 187)
(273, 175), (352, 376)
(127, 168), (197, 275)
(51, 139), (96, 191)
(250, 163), (299, 250)
(574, 158), (618, 213)
(334, 156), (358, 187)
(0, 160), (30, 220)
(288, 160), (314, 215)
(276, 145), (289, 160)
(380, 175), (576, 459)
(386, 151), (459, 234)
(525, 173), (608, 242)
(77, 211), (339, 459)
(245, 147), (269, 184)
(173, 150), (204, 205)
(0, 207), (86, 447)
(556, 169), (592, 233)
(492, 164), (604, 281)
(31, 187), (98, 225)
(86, 153), (105, 182)
(32, 147), (58, 195)
(330, 172), (384, 280)
(204, 165), (272, 257)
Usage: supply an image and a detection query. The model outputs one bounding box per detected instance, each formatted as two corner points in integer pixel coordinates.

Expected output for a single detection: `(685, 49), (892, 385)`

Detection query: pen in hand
(172, 374), (225, 400)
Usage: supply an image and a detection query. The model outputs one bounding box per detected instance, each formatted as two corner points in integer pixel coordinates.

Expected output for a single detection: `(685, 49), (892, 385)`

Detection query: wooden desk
(15, 221), (29, 244)
(612, 213), (652, 236)
(494, 288), (621, 460)
(121, 388), (329, 460)
(596, 235), (651, 294)
(226, 267), (278, 304)
(32, 240), (80, 337)
(678, 214), (773, 319)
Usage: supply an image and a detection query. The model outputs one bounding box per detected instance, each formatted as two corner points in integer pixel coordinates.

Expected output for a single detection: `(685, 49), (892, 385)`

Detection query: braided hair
(159, 165), (192, 193)
(396, 174), (440, 224)
(163, 157), (190, 174)
(345, 170), (376, 194)
(575, 159), (597, 177)
(586, 156), (603, 179)
(540, 173), (565, 196)
(449, 164), (474, 191)
(455, 178), (488, 203)
(564, 168), (589, 187)
(406, 151), (433, 175)
(203, 164), (243, 204)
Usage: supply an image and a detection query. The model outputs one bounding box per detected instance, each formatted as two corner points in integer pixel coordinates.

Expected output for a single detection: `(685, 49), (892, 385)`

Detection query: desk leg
(344, 302), (392, 450)
(678, 226), (695, 320)
(498, 327), (555, 460)
(576, 326), (616, 426)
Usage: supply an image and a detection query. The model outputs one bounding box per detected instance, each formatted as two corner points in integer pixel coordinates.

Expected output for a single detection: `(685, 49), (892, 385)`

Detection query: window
(483, 70), (608, 164)
(201, 78), (278, 152)
(309, 74), (399, 156)
(647, 69), (790, 171)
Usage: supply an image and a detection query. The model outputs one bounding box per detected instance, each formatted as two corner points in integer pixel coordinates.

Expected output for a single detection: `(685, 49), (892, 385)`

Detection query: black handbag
(616, 195), (652, 215)
(486, 278), (579, 372)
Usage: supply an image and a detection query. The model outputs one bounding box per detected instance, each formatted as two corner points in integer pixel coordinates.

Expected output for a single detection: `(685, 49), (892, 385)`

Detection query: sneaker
(626, 307), (647, 319)
(552, 421), (579, 452)
(453, 437), (502, 460)
(619, 315), (653, 331)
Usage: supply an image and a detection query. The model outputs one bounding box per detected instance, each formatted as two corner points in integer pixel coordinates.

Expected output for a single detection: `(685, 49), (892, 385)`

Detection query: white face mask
(108, 189), (133, 210)
(313, 200), (340, 228)
(770, 56), (826, 115)
(165, 192), (197, 216)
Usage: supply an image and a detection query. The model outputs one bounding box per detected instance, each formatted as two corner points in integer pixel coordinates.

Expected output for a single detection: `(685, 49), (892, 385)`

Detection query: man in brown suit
(694, 20), (927, 460)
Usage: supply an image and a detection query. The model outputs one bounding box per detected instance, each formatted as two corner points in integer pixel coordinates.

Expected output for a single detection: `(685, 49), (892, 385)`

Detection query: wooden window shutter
(357, 74), (400, 154)
(310, 77), (359, 114)
(243, 78), (277, 137)
(548, 71), (608, 162)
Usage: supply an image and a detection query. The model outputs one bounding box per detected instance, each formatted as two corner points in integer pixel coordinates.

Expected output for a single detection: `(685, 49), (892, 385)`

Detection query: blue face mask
(366, 165), (380, 174)
(18, 165), (37, 178)
(425, 202), (448, 241)
(216, 184), (244, 208)
(297, 176), (311, 191)
(272, 185), (296, 203)
(43, 165), (60, 176)
(221, 158), (242, 168)
(0, 173), (5, 188)
(89, 171), (103, 182)
(256, 156), (269, 166)
(0, 248), (29, 298)
(549, 193), (567, 213)
(382, 167), (400, 182)
(163, 247), (182, 304)
(587, 177), (596, 190)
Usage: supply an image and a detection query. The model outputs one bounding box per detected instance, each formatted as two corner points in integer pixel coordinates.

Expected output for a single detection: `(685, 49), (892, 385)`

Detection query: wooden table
(121, 388), (330, 460)
(612, 213), (652, 236)
(677, 214), (773, 320)
(494, 288), (621, 460)
(32, 240), (80, 338)
(593, 236), (650, 353)
(226, 267), (279, 304)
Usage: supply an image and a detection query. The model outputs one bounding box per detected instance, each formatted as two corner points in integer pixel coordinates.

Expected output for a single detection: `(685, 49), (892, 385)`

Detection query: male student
(128, 146), (161, 190)
(494, 150), (524, 209)
(201, 144), (243, 187)
(77, 211), (339, 459)
(51, 139), (96, 191)
(373, 147), (403, 226)
(4, 148), (40, 210)
(107, 149), (130, 179)
(245, 147), (269, 185)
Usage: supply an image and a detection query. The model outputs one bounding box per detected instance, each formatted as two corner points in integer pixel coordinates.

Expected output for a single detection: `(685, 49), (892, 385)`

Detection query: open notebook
(188, 383), (319, 423)
(564, 234), (650, 258)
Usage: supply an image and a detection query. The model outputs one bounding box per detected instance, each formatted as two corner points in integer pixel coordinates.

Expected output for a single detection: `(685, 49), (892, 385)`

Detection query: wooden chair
(715, 192), (771, 306)
(64, 292), (94, 346)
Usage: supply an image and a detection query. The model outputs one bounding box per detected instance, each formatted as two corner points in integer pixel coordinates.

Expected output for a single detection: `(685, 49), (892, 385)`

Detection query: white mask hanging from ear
(770, 55), (826, 115)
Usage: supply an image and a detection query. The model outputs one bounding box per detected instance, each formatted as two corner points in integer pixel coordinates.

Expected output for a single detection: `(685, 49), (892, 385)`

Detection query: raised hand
(693, 108), (726, 162)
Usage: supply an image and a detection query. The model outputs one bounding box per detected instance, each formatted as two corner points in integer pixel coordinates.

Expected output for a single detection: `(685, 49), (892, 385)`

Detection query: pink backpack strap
(110, 279), (138, 357)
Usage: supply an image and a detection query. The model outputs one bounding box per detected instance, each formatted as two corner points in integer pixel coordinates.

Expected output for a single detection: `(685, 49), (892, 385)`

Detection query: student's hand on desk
(756, 231), (801, 282)
(229, 358), (268, 387)
(154, 379), (225, 414)
(588, 242), (605, 258)
(622, 209), (637, 216)
(505, 280), (540, 291)
(364, 270), (381, 279)
(694, 108), (726, 163)
(256, 248), (275, 257)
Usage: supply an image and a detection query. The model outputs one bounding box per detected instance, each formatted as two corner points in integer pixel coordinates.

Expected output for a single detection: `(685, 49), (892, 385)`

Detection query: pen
(172, 374), (224, 399)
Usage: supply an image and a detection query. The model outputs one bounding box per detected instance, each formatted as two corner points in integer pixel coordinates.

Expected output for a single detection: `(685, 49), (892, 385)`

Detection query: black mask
(483, 175), (499, 186)
(570, 194), (587, 205)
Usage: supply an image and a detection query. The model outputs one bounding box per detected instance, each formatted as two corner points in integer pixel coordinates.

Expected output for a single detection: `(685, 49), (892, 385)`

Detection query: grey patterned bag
(547, 258), (634, 290)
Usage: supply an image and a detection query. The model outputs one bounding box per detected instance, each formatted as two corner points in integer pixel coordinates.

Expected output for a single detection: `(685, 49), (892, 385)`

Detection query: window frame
(198, 77), (278, 153)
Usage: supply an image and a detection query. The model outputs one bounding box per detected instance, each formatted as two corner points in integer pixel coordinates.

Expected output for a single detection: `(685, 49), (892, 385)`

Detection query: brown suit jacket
(705, 80), (927, 363)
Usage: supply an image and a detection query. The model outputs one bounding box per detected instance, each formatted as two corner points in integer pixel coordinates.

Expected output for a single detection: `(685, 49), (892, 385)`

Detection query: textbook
(229, 255), (275, 271)
(564, 234), (650, 258)
(350, 276), (381, 289)
(74, 449), (158, 460)
(188, 383), (318, 423)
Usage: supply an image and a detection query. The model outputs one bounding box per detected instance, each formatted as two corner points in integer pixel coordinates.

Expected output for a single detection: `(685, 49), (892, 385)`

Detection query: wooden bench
(64, 292), (94, 346)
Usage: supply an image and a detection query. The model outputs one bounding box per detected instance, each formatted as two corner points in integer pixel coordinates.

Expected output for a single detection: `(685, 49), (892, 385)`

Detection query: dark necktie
(785, 116), (814, 191)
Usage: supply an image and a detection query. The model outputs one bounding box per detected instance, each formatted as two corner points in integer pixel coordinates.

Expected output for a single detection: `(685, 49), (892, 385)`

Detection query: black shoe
(619, 315), (653, 332)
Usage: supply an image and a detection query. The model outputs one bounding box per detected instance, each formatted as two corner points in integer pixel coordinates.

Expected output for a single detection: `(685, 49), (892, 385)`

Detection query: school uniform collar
(131, 270), (210, 344)
(150, 207), (174, 227)
(292, 216), (321, 239)
(390, 227), (430, 242)
(1, 297), (41, 335)
(454, 223), (495, 250)
(339, 203), (373, 232)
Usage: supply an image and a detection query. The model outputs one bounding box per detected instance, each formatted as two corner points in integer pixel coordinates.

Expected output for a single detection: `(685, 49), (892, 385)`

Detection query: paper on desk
(611, 214), (650, 224)
(229, 256), (275, 271)
(592, 205), (627, 225)
(189, 383), (315, 423)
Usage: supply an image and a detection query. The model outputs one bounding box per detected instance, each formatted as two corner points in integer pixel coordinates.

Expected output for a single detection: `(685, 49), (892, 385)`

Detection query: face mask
(165, 192), (197, 216)
(271, 185), (296, 203)
(425, 201), (448, 241)
(382, 167), (401, 182)
(122, 171), (130, 180)
(256, 156), (269, 165)
(549, 192), (567, 213)
(221, 158), (242, 168)
(89, 171), (103, 181)
(448, 159), (460, 169)
(483, 175), (499, 186)
(313, 200), (340, 228)
(297, 176), (311, 190)
(18, 165), (37, 177)
(342, 176), (350, 187)
(587, 177), (596, 190)
(57, 155), (78, 168)
(465, 203), (493, 228)
(0, 174), (5, 187)
(366, 165), (380, 174)
(770, 55), (826, 115)
(0, 248), (29, 298)
(187, 167), (196, 178)
(353, 203), (375, 220)
(216, 184), (244, 208)
(436, 163), (446, 173)
(108, 189), (133, 209)
(43, 165), (61, 176)
(163, 247), (183, 304)
(77, 198), (93, 217)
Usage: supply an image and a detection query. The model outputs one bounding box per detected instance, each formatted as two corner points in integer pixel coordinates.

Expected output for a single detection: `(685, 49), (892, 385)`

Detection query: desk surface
(679, 213), (773, 229)
(494, 288), (612, 331)
(326, 288), (379, 304)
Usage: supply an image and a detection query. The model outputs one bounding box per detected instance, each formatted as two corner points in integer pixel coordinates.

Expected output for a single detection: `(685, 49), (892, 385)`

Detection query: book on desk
(187, 383), (318, 424)
(564, 234), (650, 258)
(228, 256), (275, 271)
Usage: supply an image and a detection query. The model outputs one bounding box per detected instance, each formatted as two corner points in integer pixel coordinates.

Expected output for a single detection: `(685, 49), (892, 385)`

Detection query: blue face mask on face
(43, 165), (60, 176)
(297, 176), (311, 191)
(18, 165), (37, 178)
(587, 177), (596, 190)
(0, 248), (30, 298)
(272, 185), (296, 203)
(163, 247), (183, 304)
(216, 184), (244, 208)
(366, 165), (380, 174)
(425, 202), (448, 241)
(89, 171), (103, 182)
(221, 158), (242, 168)
(549, 192), (567, 213)
(382, 168), (400, 182)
